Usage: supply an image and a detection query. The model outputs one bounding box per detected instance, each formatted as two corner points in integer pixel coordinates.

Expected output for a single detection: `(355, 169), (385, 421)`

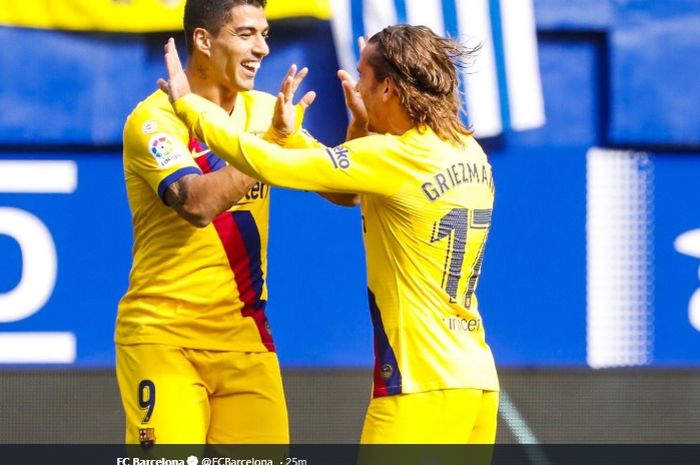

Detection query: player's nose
(253, 34), (269, 57)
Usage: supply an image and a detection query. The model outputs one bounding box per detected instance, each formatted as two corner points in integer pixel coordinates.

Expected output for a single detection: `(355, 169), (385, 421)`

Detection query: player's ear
(382, 78), (393, 102)
(192, 28), (212, 57)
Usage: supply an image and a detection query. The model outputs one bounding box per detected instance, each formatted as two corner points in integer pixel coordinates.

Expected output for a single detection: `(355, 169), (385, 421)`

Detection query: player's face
(209, 5), (270, 92)
(356, 43), (388, 133)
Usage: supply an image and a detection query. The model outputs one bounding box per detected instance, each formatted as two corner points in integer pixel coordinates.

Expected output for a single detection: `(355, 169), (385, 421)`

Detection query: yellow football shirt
(174, 94), (500, 396)
(117, 89), (283, 352)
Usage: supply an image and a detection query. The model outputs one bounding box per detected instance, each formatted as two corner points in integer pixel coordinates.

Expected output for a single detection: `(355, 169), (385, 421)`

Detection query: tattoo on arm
(164, 177), (190, 208)
(162, 171), (256, 228)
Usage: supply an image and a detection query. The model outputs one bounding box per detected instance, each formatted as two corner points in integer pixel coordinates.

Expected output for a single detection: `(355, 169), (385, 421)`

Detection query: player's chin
(236, 73), (255, 92)
(235, 75), (256, 92)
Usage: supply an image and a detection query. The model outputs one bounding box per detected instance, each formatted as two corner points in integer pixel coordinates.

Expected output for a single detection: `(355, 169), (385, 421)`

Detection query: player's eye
(230, 29), (253, 39)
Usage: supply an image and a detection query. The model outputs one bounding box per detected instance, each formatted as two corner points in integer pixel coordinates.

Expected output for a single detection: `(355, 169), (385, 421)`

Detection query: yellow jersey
(117, 89), (282, 352)
(174, 94), (500, 396)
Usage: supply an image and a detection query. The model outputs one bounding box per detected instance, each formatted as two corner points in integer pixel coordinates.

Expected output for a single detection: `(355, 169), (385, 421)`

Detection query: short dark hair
(367, 24), (479, 145)
(183, 0), (267, 54)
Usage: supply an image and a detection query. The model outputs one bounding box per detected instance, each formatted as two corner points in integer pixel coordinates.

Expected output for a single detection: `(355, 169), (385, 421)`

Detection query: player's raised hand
(337, 69), (367, 125)
(271, 64), (317, 137)
(338, 36), (370, 140)
(157, 38), (191, 103)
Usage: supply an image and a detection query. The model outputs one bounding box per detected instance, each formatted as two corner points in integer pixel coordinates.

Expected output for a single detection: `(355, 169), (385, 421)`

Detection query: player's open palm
(157, 38), (191, 103)
(272, 64), (316, 137)
(337, 69), (367, 124)
(338, 36), (369, 127)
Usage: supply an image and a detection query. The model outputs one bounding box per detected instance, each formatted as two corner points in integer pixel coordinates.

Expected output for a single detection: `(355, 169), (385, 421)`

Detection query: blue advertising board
(2, 149), (700, 367)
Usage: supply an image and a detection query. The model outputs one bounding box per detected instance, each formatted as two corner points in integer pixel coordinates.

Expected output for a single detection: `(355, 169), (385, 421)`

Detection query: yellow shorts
(116, 343), (288, 444)
(360, 388), (499, 444)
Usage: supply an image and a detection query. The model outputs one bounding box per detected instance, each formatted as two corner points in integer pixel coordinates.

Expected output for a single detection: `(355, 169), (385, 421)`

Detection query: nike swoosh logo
(192, 149), (210, 157)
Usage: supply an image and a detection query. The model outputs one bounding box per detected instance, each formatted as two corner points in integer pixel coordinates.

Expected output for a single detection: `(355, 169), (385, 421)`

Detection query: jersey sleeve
(283, 128), (324, 149)
(173, 93), (401, 196)
(123, 103), (201, 203)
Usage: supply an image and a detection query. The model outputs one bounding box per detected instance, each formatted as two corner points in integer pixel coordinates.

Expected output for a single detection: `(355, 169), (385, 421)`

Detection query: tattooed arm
(164, 167), (256, 228)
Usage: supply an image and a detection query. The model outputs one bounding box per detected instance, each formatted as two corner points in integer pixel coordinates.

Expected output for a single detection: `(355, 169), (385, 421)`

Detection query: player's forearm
(172, 94), (374, 195)
(172, 94), (319, 185)
(215, 166), (258, 207)
(167, 168), (257, 227)
(282, 130), (356, 204)
(194, 168), (257, 219)
(282, 128), (324, 149)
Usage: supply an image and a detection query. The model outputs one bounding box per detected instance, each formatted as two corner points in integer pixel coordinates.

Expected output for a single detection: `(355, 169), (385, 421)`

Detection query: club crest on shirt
(325, 145), (351, 170)
(138, 427), (156, 448)
(380, 363), (394, 380)
(149, 133), (185, 168)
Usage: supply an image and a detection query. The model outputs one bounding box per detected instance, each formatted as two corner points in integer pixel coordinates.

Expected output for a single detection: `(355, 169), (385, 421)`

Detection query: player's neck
(383, 105), (413, 136)
(187, 68), (237, 114)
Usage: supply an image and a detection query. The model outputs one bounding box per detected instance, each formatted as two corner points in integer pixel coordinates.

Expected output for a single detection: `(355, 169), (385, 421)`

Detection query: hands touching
(156, 35), (368, 143)
(157, 37), (315, 141)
